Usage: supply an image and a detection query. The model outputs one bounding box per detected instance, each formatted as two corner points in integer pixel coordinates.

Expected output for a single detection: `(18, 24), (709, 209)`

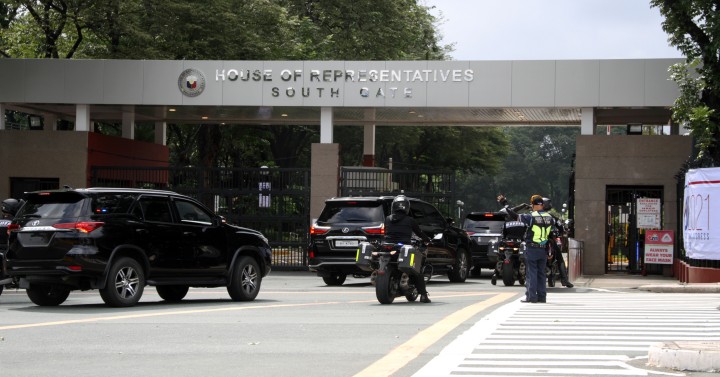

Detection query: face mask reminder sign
(644, 230), (674, 265)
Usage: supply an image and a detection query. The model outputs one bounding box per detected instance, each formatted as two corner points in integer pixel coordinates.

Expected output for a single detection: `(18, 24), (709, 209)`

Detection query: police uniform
(519, 195), (555, 303)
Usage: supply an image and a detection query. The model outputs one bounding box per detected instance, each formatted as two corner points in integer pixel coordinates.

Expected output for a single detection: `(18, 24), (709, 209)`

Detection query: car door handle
(183, 232), (196, 237)
(136, 229), (149, 235)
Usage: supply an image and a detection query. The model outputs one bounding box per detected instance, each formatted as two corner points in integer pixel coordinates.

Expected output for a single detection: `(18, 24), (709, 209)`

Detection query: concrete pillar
(75, 104), (91, 131)
(320, 107), (333, 143)
(44, 113), (58, 132)
(580, 108), (595, 135)
(155, 121), (167, 145)
(122, 105), (135, 139)
(0, 103), (5, 130)
(363, 109), (376, 167)
(310, 143), (340, 220)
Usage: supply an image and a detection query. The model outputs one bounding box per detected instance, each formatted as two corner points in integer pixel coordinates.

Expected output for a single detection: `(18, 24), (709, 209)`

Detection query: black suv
(4, 188), (272, 307)
(308, 196), (471, 285)
(463, 212), (507, 274)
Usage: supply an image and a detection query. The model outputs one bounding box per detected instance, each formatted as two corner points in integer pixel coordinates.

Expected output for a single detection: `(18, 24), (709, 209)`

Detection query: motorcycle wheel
(405, 287), (418, 302)
(501, 263), (515, 286)
(375, 271), (397, 304)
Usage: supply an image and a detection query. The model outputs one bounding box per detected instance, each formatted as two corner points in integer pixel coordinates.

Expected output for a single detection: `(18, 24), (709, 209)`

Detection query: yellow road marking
(353, 292), (518, 377)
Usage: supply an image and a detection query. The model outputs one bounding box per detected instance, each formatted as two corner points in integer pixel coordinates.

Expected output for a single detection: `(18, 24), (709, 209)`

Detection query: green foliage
(651, 0), (720, 165)
(456, 127), (579, 213)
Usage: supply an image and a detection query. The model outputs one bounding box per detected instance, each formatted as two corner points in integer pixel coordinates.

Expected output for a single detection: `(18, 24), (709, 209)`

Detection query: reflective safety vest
(527, 211), (554, 245)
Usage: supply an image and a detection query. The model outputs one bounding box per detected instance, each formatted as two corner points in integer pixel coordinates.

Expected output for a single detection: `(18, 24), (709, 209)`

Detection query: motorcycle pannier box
(397, 245), (422, 274)
(355, 242), (374, 272)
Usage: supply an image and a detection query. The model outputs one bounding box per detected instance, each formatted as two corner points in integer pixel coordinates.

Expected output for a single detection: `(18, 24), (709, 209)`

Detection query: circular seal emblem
(178, 68), (205, 97)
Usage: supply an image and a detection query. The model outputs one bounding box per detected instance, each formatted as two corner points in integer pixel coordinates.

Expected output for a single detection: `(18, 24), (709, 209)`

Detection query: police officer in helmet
(384, 195), (432, 303)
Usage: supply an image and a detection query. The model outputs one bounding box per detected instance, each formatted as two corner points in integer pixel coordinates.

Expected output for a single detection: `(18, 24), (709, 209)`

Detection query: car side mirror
(446, 217), (455, 225)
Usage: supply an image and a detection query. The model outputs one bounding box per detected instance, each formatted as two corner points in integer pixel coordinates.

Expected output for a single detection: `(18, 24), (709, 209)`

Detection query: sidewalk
(574, 273), (720, 373)
(574, 273), (720, 293)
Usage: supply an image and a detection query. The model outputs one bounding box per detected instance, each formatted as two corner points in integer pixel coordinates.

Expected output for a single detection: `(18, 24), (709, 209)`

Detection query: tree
(651, 0), (720, 165)
(456, 127), (579, 213)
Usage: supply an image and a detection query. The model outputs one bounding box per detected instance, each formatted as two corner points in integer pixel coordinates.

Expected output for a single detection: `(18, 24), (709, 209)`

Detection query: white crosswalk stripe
(414, 292), (720, 377)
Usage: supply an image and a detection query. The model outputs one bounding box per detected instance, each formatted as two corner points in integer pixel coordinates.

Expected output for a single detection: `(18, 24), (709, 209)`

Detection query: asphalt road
(2, 271), (716, 377)
(0, 270), (522, 377)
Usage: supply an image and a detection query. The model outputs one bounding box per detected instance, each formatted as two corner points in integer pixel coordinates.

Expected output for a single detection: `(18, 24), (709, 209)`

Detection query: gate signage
(644, 230), (674, 265)
(636, 198), (661, 229)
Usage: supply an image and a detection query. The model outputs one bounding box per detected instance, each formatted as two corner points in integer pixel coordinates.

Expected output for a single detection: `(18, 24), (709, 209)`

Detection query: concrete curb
(638, 284), (720, 293)
(648, 341), (720, 372)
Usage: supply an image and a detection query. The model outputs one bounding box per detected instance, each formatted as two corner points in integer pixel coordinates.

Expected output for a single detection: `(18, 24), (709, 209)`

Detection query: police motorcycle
(0, 198), (23, 297)
(488, 202), (530, 286)
(355, 237), (431, 304)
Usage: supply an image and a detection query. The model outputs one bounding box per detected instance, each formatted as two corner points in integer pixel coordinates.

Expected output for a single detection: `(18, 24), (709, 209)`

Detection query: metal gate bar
(90, 166), (310, 270)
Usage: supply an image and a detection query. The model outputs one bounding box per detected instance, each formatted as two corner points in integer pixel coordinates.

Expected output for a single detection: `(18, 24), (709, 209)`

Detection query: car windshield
(18, 191), (86, 219)
(317, 202), (385, 224)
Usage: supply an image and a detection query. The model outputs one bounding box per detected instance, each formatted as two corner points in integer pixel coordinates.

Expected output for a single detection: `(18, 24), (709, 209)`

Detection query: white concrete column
(122, 105), (135, 139)
(580, 107), (595, 135)
(155, 121), (167, 145)
(363, 108), (376, 166)
(320, 107), (333, 143)
(75, 104), (91, 131)
(0, 103), (5, 130)
(43, 113), (58, 131)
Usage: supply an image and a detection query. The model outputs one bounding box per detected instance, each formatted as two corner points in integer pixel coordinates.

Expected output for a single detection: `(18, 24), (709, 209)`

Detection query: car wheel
(228, 255), (262, 301)
(26, 284), (71, 306)
(100, 257), (145, 307)
(0, 284), (3, 296)
(156, 285), (189, 302)
(448, 250), (470, 283)
(322, 273), (346, 286)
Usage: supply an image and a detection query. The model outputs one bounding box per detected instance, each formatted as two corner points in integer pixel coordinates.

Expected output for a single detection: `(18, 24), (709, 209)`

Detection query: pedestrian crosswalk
(414, 291), (720, 376)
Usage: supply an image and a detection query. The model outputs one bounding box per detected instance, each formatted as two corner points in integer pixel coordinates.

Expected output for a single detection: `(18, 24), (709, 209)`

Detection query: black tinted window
(318, 201), (385, 224)
(174, 199), (213, 225)
(139, 198), (173, 223)
(90, 194), (136, 215)
(18, 192), (86, 219)
(412, 202), (445, 227)
(464, 214), (506, 233)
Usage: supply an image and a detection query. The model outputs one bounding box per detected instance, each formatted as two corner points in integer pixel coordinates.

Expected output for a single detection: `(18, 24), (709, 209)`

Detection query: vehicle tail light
(67, 265), (82, 271)
(53, 222), (104, 233)
(308, 249), (315, 259)
(7, 223), (20, 235)
(362, 223), (384, 235)
(310, 224), (330, 235)
(466, 231), (476, 236)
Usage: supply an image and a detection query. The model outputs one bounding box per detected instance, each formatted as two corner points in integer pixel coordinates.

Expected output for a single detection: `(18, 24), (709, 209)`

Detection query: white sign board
(683, 167), (720, 260)
(636, 198), (661, 229)
(259, 182), (271, 208)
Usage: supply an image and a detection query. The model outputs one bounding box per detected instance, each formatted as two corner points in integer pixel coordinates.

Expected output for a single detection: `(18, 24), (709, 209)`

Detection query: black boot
(420, 293), (431, 303)
(559, 264), (574, 288)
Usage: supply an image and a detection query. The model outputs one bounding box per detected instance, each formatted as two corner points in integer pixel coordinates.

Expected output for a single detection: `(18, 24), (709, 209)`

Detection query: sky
(425, 0), (684, 61)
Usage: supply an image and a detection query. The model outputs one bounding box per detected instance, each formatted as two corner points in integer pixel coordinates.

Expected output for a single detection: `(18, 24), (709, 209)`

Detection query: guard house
(0, 58), (693, 277)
